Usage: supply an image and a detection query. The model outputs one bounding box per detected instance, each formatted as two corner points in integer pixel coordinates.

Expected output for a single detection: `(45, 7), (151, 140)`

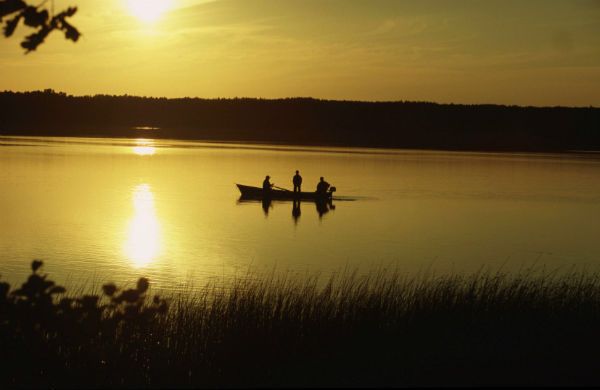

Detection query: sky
(1, 0), (600, 106)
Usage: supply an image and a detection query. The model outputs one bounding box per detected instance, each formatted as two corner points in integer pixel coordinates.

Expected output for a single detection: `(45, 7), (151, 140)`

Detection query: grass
(3, 261), (600, 387)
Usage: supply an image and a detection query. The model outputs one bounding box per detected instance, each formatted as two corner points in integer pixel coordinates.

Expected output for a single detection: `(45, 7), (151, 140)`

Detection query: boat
(236, 184), (335, 201)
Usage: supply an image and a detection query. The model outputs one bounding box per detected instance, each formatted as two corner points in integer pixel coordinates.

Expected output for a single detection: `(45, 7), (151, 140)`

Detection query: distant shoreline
(2, 90), (599, 153)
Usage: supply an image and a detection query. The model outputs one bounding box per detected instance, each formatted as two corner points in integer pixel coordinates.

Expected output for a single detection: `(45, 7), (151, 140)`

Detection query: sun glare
(124, 184), (161, 267)
(133, 139), (156, 155)
(127, 0), (173, 23)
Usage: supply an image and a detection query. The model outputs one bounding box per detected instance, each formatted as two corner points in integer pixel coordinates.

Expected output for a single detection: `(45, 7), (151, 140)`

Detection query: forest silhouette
(1, 90), (599, 152)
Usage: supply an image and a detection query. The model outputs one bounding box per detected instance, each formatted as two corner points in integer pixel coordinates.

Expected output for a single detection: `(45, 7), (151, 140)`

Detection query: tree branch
(0, 0), (79, 53)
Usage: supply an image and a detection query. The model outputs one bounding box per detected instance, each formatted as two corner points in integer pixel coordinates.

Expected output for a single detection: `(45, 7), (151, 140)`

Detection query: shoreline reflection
(124, 184), (161, 267)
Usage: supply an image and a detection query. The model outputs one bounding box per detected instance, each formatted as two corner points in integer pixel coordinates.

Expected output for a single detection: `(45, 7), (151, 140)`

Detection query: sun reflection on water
(124, 184), (161, 267)
(132, 139), (156, 155)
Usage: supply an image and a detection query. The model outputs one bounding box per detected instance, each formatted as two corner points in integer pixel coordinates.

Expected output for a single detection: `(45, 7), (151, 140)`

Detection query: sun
(127, 0), (173, 23)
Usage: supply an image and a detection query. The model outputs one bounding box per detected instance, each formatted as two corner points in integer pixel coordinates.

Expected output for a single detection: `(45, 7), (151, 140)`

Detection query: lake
(1, 136), (600, 293)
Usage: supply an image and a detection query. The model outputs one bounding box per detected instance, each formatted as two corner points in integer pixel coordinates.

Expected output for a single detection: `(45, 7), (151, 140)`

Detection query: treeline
(1, 89), (599, 151)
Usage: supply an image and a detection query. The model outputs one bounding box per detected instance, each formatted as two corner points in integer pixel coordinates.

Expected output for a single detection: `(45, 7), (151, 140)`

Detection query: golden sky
(1, 0), (600, 106)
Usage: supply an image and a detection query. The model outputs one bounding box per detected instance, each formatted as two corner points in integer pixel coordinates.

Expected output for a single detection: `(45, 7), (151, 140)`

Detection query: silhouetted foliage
(0, 90), (599, 152)
(4, 260), (600, 386)
(0, 260), (168, 387)
(1, 0), (79, 53)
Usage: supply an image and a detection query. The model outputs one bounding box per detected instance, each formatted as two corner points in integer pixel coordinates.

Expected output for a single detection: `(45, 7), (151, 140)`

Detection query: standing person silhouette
(293, 170), (303, 193)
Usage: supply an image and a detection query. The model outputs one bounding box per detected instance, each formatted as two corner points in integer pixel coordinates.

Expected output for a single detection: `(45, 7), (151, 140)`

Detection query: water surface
(1, 136), (600, 292)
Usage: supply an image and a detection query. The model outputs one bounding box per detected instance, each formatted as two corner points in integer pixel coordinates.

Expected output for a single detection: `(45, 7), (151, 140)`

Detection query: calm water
(1, 136), (600, 293)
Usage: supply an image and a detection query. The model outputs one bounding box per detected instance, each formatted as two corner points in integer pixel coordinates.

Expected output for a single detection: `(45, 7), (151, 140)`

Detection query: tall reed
(2, 261), (600, 386)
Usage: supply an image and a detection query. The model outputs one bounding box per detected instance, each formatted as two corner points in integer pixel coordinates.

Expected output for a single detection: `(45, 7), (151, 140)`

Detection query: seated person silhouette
(316, 176), (330, 195)
(263, 175), (273, 192)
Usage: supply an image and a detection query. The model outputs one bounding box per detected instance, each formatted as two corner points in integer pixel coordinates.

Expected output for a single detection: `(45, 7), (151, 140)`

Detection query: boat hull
(236, 184), (332, 201)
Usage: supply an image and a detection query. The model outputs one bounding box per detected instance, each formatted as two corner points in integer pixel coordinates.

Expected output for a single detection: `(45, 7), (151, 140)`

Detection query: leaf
(49, 285), (66, 294)
(21, 26), (50, 53)
(118, 288), (140, 303)
(3, 12), (21, 38)
(51, 6), (77, 28)
(0, 0), (26, 20)
(102, 283), (117, 297)
(31, 259), (43, 272)
(42, 279), (55, 291)
(124, 304), (141, 318)
(59, 297), (73, 309)
(56, 6), (77, 19)
(0, 281), (10, 299)
(137, 277), (150, 293)
(80, 294), (99, 309)
(22, 6), (47, 28)
(61, 19), (80, 42)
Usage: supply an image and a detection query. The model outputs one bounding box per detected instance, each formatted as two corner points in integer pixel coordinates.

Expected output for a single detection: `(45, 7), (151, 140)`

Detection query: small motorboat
(236, 184), (335, 201)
